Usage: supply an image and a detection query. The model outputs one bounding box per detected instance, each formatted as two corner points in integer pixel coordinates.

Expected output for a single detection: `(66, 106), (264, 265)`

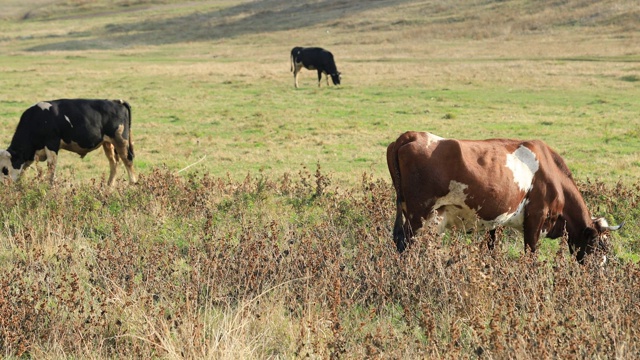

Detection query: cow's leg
(393, 197), (408, 252)
(29, 149), (47, 180)
(325, 72), (330, 86)
(123, 147), (137, 184)
(522, 211), (544, 253)
(115, 145), (137, 185)
(404, 212), (423, 247)
(487, 229), (497, 250)
(115, 140), (137, 185)
(43, 147), (58, 184)
(110, 125), (138, 185)
(293, 64), (301, 88)
(102, 143), (118, 186)
(398, 198), (432, 252)
(317, 70), (323, 87)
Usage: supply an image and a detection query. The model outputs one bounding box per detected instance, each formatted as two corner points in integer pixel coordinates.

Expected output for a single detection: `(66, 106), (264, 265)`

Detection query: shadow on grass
(26, 0), (415, 51)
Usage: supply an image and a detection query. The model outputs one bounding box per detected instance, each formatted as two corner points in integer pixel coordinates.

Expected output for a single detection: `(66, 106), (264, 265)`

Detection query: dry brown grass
(0, 168), (639, 358)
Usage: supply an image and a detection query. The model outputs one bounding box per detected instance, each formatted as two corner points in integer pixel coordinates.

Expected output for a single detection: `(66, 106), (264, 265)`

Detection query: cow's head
(330, 72), (341, 86)
(0, 150), (24, 183)
(572, 217), (623, 263)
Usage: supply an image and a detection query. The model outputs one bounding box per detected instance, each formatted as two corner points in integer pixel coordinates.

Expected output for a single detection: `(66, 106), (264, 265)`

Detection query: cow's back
(52, 99), (129, 149)
(391, 131), (536, 228)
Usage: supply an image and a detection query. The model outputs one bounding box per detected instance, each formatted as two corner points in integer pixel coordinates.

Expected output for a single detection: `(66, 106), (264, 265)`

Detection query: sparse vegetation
(0, 169), (639, 358)
(1, 0), (640, 358)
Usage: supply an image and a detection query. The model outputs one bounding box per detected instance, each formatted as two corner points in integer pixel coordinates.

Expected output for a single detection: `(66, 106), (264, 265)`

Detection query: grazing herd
(0, 46), (622, 262)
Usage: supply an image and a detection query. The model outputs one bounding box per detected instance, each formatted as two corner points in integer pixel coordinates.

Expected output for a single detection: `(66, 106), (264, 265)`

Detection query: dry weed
(0, 168), (639, 358)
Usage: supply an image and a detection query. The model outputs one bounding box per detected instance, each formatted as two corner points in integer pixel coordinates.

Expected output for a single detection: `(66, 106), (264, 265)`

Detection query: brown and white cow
(0, 99), (137, 186)
(386, 131), (622, 262)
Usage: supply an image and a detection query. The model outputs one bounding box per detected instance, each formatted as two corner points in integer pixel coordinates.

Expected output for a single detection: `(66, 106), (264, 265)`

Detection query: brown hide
(387, 131), (609, 262)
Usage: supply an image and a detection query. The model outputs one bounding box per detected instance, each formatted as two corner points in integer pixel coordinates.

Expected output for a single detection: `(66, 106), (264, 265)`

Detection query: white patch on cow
(36, 102), (52, 111)
(0, 149), (27, 182)
(429, 180), (479, 233)
(432, 180), (468, 210)
(505, 145), (539, 192)
(64, 115), (73, 127)
(593, 217), (609, 228)
(424, 133), (444, 149)
(425, 179), (532, 236)
(0, 150), (18, 182)
(485, 198), (529, 231)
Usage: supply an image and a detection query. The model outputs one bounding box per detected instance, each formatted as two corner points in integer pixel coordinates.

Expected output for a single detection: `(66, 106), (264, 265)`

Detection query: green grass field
(1, 0), (639, 185)
(1, 0), (640, 358)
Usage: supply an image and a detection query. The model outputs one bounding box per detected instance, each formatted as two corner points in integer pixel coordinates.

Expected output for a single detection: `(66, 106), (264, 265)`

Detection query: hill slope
(0, 0), (638, 185)
(3, 0), (640, 51)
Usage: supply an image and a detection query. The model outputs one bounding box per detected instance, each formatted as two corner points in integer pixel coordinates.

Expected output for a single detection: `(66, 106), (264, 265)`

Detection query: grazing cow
(386, 131), (622, 262)
(290, 47), (341, 88)
(0, 99), (137, 186)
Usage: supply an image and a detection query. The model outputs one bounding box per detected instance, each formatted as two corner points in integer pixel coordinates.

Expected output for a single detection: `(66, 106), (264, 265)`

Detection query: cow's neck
(563, 185), (593, 237)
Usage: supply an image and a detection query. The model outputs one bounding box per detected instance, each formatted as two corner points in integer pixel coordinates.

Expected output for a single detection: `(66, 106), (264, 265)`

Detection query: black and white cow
(0, 98), (137, 186)
(290, 47), (341, 88)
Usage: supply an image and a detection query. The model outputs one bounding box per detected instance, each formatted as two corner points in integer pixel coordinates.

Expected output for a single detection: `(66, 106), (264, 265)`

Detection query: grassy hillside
(1, 0), (639, 185)
(1, 0), (640, 358)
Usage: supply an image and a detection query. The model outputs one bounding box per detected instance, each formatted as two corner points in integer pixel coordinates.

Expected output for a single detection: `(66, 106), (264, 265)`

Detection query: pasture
(1, 0), (640, 358)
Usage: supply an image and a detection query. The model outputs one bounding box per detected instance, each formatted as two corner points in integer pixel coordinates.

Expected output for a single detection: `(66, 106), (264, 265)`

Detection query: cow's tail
(386, 136), (409, 252)
(290, 53), (294, 72)
(120, 100), (135, 161)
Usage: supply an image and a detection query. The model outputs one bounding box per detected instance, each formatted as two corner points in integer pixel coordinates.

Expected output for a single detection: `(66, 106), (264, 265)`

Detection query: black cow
(0, 99), (137, 186)
(290, 47), (341, 88)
